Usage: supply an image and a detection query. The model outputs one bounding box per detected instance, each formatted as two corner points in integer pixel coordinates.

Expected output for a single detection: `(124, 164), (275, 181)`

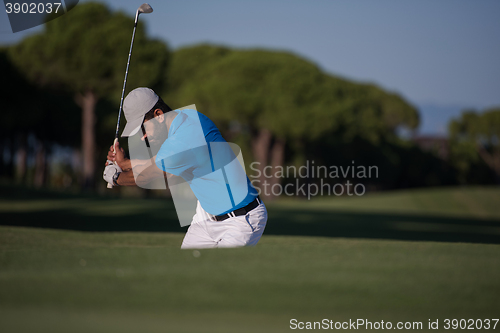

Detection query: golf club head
(138, 3), (153, 14)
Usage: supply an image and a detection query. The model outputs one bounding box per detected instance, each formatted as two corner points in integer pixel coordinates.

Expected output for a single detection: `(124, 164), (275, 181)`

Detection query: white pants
(181, 200), (268, 249)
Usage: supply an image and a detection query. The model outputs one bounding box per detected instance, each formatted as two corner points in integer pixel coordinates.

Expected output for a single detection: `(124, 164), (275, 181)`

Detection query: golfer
(103, 87), (267, 249)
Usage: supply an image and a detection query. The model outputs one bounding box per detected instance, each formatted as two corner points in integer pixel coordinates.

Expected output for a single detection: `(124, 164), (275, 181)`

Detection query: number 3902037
(444, 319), (499, 330)
(5, 3), (62, 14)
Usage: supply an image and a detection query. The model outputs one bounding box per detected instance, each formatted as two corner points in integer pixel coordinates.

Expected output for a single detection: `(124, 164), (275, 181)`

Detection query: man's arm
(106, 141), (171, 187)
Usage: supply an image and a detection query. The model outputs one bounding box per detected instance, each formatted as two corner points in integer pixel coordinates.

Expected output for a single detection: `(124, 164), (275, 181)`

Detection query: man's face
(141, 115), (168, 148)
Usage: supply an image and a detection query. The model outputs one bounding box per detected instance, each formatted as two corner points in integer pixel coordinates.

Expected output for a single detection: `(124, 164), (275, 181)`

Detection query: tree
(8, 2), (169, 188)
(449, 108), (500, 182)
(0, 49), (82, 186)
(164, 45), (419, 196)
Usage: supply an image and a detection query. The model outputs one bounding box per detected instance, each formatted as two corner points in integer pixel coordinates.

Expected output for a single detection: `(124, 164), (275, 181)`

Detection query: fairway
(1, 186), (500, 332)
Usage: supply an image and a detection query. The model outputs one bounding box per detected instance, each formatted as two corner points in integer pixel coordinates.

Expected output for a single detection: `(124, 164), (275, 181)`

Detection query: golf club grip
(106, 138), (119, 189)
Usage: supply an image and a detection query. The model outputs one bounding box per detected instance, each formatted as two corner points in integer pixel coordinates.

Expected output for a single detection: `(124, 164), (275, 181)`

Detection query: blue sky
(1, 0), (499, 135)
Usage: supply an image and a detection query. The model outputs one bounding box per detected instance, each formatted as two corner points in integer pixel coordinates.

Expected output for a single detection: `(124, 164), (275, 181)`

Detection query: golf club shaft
(107, 13), (140, 189)
(114, 21), (138, 141)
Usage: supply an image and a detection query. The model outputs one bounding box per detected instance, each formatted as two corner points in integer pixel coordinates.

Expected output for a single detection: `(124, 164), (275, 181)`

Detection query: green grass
(297, 186), (500, 219)
(1, 185), (500, 332)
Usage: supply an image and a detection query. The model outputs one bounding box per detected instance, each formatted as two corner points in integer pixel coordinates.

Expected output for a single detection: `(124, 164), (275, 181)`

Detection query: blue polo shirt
(155, 109), (258, 216)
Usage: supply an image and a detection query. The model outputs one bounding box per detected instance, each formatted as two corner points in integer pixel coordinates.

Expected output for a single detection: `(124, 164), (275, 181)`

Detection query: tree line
(0, 2), (497, 195)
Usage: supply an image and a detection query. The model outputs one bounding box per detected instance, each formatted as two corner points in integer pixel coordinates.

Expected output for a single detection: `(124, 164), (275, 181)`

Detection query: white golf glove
(103, 163), (122, 186)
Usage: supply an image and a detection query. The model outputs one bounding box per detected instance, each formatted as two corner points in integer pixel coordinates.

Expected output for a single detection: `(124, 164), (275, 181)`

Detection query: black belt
(214, 196), (261, 221)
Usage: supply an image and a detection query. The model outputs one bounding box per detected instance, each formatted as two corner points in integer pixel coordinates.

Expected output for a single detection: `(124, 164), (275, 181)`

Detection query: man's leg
(180, 201), (217, 249)
(215, 201), (268, 248)
(180, 221), (218, 249)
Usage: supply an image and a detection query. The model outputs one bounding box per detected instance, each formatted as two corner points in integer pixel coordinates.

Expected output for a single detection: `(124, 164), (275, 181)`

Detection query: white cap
(121, 87), (159, 137)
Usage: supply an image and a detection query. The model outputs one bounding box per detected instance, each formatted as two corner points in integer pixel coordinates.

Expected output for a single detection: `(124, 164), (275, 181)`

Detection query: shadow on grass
(265, 206), (500, 244)
(1, 184), (499, 244)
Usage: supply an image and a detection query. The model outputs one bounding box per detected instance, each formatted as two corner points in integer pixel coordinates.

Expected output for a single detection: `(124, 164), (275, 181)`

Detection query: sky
(1, 0), (499, 135)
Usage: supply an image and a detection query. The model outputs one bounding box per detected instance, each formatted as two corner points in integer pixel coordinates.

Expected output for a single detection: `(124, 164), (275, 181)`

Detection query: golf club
(108, 3), (153, 188)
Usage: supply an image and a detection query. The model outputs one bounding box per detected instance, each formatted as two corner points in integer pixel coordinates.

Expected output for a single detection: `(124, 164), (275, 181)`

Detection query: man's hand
(107, 141), (126, 168)
(103, 163), (122, 186)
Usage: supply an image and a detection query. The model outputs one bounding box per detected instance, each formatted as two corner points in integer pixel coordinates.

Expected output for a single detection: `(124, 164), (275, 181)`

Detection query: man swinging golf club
(103, 87), (267, 249)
